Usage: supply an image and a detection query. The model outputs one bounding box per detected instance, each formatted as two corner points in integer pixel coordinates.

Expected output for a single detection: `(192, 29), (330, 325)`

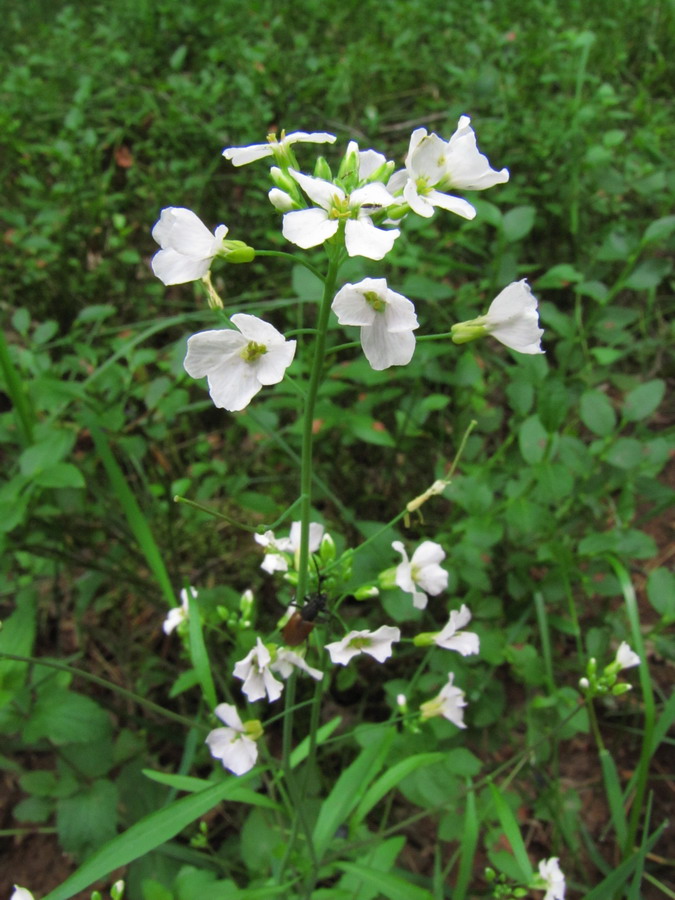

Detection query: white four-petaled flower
(325, 625), (401, 665)
(163, 585), (197, 635)
(434, 605), (480, 656)
(184, 314), (296, 412)
(223, 131), (336, 166)
(233, 637), (284, 702)
(451, 280), (544, 355)
(151, 207), (229, 285)
(388, 117), (508, 220)
(420, 673), (467, 729)
(283, 169), (400, 259)
(254, 521), (325, 574)
(392, 540), (448, 610)
(205, 703), (260, 775)
(332, 278), (418, 370)
(538, 857), (566, 900)
(615, 641), (640, 670)
(272, 648), (324, 682)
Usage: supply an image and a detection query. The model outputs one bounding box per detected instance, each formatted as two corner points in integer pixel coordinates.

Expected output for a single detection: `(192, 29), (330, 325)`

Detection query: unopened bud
(354, 584), (380, 600)
(318, 532), (336, 563)
(314, 156), (333, 181)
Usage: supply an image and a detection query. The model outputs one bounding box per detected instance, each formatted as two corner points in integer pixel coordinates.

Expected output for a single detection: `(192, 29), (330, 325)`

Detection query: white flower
(420, 673), (467, 728)
(332, 278), (418, 370)
(325, 625), (401, 665)
(205, 703), (259, 775)
(254, 521), (324, 574)
(271, 648), (323, 682)
(443, 116), (510, 191)
(233, 637), (284, 702)
(183, 314), (296, 412)
(434, 605), (480, 656)
(151, 207), (229, 285)
(223, 130), (336, 166)
(451, 280), (544, 354)
(283, 169), (400, 260)
(268, 187), (295, 211)
(615, 641), (640, 670)
(538, 857), (566, 900)
(163, 585), (197, 635)
(388, 118), (508, 221)
(388, 128), (477, 220)
(392, 540), (448, 610)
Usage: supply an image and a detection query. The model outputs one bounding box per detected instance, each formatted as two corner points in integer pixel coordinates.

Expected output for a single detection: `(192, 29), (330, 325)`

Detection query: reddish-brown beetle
(282, 592), (327, 647)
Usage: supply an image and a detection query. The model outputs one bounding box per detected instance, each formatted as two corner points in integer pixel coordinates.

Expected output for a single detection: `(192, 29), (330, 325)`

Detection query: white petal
(285, 131), (336, 146)
(616, 641), (640, 669)
(269, 188), (295, 211)
(282, 208), (338, 249)
(444, 117), (509, 190)
(230, 313), (285, 346)
(486, 280), (544, 354)
(361, 318), (416, 370)
(437, 632), (480, 656)
(214, 702), (244, 730)
(152, 207), (217, 255)
(387, 169), (408, 194)
(383, 289), (419, 333)
(162, 607), (185, 635)
(425, 189), (476, 220)
(332, 282), (377, 327)
(151, 248), (211, 285)
(358, 148), (387, 179)
(184, 329), (248, 379)
(364, 625), (401, 662)
(289, 169), (344, 210)
(409, 133), (447, 183)
(206, 727), (258, 775)
(11, 888), (35, 900)
(350, 182), (396, 209)
(411, 540), (446, 569)
(254, 340), (297, 386)
(403, 180), (435, 218)
(223, 143), (274, 166)
(345, 218), (399, 260)
(289, 521), (324, 552)
(405, 127), (428, 164)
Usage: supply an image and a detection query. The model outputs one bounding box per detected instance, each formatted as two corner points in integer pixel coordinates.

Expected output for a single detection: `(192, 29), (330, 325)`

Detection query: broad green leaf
(535, 263), (584, 289)
(646, 568), (675, 621)
(624, 258), (671, 290)
(605, 437), (644, 470)
(42, 775), (258, 900)
(580, 389), (616, 437)
(57, 778), (118, 856)
(352, 752), (445, 826)
(501, 206), (536, 242)
(642, 214), (675, 245)
(623, 379), (665, 422)
(518, 415), (548, 464)
(22, 689), (111, 745)
(337, 836), (405, 900)
(34, 462), (86, 489)
(19, 432), (74, 475)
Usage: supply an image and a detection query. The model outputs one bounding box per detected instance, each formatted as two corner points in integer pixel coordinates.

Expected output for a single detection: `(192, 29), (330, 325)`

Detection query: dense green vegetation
(1, 0), (673, 897)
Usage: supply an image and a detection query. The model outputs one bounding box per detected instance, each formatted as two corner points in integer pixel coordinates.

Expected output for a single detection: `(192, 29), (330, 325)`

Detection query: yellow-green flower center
(364, 290), (386, 312)
(328, 195), (352, 220)
(349, 636), (372, 650)
(240, 341), (267, 362)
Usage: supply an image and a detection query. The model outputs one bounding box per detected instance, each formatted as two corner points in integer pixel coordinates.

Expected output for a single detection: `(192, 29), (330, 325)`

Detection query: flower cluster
(150, 119), (543, 414)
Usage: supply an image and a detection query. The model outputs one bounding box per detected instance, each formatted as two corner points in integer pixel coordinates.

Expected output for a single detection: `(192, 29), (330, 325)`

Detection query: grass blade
(489, 783), (533, 881)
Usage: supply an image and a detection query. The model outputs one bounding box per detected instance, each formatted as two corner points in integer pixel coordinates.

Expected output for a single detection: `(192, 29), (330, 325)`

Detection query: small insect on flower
(282, 591), (327, 647)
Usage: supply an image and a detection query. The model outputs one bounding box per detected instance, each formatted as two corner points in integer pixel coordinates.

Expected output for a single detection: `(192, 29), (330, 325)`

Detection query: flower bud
(338, 141), (360, 182)
(318, 532), (336, 563)
(354, 584), (380, 600)
(378, 565), (398, 590)
(450, 318), (488, 345)
(578, 677), (590, 690)
(239, 588), (254, 617)
(314, 156), (333, 181)
(243, 718), (264, 740)
(268, 188), (295, 212)
(111, 882), (125, 900)
(612, 682), (633, 696)
(219, 240), (255, 263)
(413, 631), (436, 647)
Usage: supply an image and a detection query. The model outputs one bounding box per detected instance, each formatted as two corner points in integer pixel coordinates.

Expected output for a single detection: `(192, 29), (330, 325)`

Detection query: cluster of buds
(579, 641), (641, 698)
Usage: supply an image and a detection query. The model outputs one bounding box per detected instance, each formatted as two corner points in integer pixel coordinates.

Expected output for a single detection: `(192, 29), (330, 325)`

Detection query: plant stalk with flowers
(148, 121), (549, 896)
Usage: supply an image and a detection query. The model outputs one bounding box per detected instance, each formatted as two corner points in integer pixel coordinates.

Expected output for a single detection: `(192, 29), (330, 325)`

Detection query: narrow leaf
(187, 589), (217, 709)
(335, 862), (434, 900)
(352, 752), (444, 826)
(489, 783), (533, 880)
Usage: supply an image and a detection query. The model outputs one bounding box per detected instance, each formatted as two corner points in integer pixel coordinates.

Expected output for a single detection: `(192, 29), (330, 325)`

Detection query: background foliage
(1, 0), (673, 896)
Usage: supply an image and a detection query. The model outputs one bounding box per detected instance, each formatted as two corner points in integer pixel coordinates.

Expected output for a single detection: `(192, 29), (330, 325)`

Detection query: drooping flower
(151, 207), (230, 285)
(271, 648), (324, 682)
(415, 604), (480, 655)
(205, 703), (261, 775)
(163, 585), (197, 635)
(233, 637), (284, 702)
(615, 641), (640, 670)
(332, 278), (419, 370)
(450, 280), (544, 354)
(419, 673), (467, 728)
(392, 540), (448, 610)
(223, 130), (336, 167)
(388, 117), (508, 220)
(282, 169), (400, 259)
(184, 314), (296, 412)
(254, 521), (325, 574)
(325, 625), (401, 665)
(537, 857), (566, 900)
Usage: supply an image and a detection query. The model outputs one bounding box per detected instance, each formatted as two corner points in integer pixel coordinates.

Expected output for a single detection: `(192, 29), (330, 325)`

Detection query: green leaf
(646, 568), (675, 621)
(642, 214), (675, 245)
(19, 432), (75, 475)
(22, 689), (111, 745)
(187, 590), (217, 710)
(580, 389), (616, 437)
(57, 778), (118, 856)
(624, 258), (671, 290)
(501, 206), (536, 242)
(42, 776), (258, 900)
(535, 263), (584, 289)
(34, 462), (86, 489)
(604, 438), (644, 470)
(518, 415), (548, 464)
(313, 726), (393, 858)
(488, 784), (533, 880)
(352, 752), (445, 826)
(623, 379), (665, 422)
(335, 862), (434, 900)
(290, 716), (342, 768)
